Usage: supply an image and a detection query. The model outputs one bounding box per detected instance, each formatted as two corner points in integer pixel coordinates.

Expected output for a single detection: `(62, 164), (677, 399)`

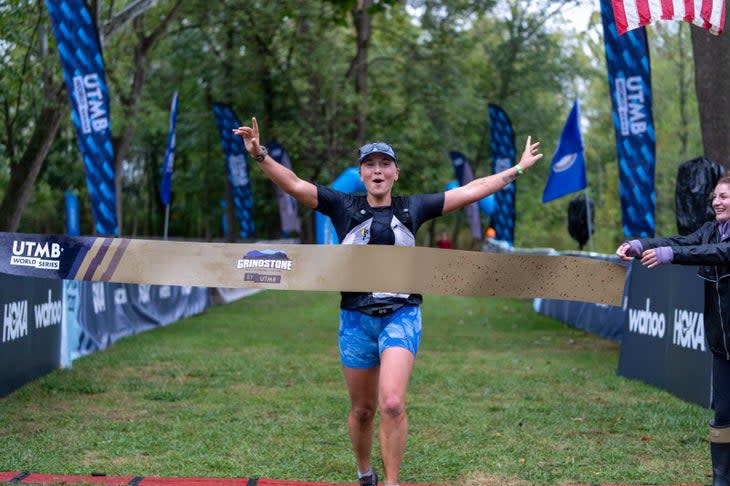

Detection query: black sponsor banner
(0, 273), (62, 397)
(72, 283), (208, 356)
(618, 261), (711, 407)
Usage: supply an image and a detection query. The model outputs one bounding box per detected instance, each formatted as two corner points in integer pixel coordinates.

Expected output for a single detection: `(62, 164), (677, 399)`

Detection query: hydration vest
(337, 195), (416, 247)
(336, 195), (422, 311)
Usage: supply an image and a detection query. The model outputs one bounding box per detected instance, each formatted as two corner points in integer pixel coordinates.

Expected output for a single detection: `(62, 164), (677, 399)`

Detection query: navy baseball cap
(358, 142), (397, 164)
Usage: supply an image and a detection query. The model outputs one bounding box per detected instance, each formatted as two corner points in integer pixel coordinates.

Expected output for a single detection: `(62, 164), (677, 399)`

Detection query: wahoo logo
(73, 73), (109, 134)
(615, 75), (647, 137)
(238, 249), (292, 284)
(3, 300), (28, 343)
(552, 153), (578, 173)
(673, 309), (706, 351)
(10, 239), (62, 270)
(34, 290), (62, 329)
(628, 298), (665, 338)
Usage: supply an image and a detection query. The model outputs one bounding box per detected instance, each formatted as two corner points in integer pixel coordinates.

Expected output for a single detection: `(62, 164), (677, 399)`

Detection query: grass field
(0, 291), (712, 485)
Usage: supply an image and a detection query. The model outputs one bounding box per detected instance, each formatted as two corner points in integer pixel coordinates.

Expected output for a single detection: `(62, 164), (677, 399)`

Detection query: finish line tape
(0, 232), (626, 306)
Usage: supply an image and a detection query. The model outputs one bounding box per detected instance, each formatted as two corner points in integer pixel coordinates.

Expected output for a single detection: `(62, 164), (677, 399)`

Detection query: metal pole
(584, 189), (594, 252)
(163, 204), (170, 240)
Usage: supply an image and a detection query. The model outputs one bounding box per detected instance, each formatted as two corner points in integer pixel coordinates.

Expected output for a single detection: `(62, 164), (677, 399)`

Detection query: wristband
(514, 164), (524, 175)
(254, 146), (268, 162)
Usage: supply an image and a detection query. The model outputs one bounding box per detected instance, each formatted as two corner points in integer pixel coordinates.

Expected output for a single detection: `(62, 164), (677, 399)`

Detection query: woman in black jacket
(616, 175), (730, 486)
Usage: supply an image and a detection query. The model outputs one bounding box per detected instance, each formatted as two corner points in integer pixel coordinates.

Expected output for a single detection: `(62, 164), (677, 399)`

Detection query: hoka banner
(487, 104), (517, 245)
(268, 142), (302, 235)
(600, 0), (657, 238)
(449, 151), (482, 240)
(45, 0), (116, 236)
(212, 104), (254, 238)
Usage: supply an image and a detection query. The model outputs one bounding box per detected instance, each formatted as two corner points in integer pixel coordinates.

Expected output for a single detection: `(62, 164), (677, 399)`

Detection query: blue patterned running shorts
(338, 305), (422, 369)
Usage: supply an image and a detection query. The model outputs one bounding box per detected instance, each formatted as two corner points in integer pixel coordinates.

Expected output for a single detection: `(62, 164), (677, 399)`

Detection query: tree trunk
(349, 0), (372, 146)
(111, 1), (184, 235)
(112, 16), (149, 236)
(691, 4), (730, 168)
(0, 104), (65, 231)
(676, 22), (690, 161)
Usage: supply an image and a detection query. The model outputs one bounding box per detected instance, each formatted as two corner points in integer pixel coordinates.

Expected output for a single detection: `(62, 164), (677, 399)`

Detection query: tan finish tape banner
(0, 232), (627, 306)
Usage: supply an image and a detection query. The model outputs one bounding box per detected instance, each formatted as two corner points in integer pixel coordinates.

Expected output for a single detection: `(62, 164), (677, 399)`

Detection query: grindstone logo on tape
(9, 239), (62, 270)
(628, 298), (706, 351)
(237, 249), (293, 284)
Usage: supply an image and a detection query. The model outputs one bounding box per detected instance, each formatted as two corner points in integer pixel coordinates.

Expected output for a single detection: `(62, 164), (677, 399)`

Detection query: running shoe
(358, 469), (378, 486)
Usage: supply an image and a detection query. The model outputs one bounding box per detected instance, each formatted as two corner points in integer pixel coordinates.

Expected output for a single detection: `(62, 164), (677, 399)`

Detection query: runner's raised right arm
(233, 117), (318, 209)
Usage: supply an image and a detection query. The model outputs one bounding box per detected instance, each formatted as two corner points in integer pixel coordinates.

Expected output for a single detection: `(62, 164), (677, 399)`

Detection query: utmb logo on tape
(10, 240), (62, 270)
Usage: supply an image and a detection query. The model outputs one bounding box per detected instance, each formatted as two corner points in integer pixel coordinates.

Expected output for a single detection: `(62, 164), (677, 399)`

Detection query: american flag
(611, 0), (726, 35)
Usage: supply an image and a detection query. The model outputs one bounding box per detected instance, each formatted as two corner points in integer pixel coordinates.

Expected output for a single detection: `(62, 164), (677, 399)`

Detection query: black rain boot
(711, 426), (730, 486)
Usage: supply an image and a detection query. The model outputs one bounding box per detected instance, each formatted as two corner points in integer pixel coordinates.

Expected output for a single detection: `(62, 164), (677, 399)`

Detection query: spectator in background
(436, 231), (452, 249)
(616, 175), (730, 486)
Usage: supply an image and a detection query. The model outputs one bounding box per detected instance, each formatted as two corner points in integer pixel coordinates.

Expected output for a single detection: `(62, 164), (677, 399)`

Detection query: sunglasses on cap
(358, 142), (397, 164)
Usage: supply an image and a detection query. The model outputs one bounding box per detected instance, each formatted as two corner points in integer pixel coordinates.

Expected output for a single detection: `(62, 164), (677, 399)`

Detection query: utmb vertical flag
(45, 0), (117, 235)
(601, 0), (656, 237)
(542, 100), (587, 203)
(212, 103), (255, 239)
(487, 104), (517, 245)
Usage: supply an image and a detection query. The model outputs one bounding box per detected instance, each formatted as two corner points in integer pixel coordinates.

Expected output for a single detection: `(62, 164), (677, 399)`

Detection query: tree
(0, 0), (66, 232)
(0, 0), (661, 252)
(0, 0), (178, 233)
(691, 0), (730, 168)
(104, 0), (184, 235)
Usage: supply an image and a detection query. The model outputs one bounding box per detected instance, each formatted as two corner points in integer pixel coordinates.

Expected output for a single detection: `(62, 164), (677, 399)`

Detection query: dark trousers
(713, 354), (730, 427)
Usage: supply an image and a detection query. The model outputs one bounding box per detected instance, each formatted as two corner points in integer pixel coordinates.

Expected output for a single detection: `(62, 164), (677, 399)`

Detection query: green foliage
(0, 291), (711, 484)
(0, 0), (53, 164)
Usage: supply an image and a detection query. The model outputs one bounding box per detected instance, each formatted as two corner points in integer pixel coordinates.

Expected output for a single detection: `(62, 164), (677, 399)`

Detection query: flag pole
(160, 91), (178, 241)
(578, 98), (592, 252)
(163, 204), (170, 240)
(584, 188), (594, 252)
